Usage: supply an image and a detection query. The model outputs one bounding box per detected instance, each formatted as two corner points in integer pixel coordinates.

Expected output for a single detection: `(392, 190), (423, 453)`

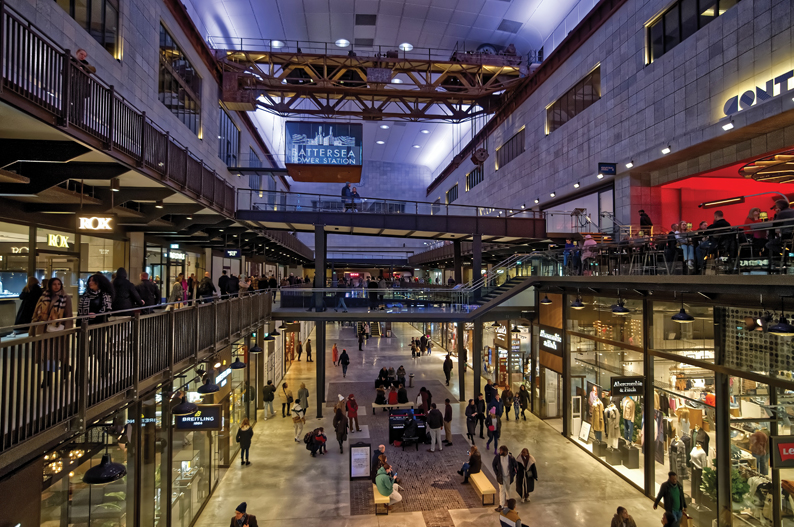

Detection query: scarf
(78, 289), (112, 316)
(31, 290), (69, 334)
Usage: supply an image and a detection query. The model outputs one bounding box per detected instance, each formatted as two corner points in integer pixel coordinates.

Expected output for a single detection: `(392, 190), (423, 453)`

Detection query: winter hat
(489, 407), (496, 414)
(338, 394), (345, 402)
(236, 502), (247, 513)
(349, 394), (355, 399)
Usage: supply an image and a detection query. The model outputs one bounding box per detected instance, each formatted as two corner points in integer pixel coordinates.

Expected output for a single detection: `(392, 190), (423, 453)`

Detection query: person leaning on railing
(30, 277), (74, 388)
(79, 273), (114, 324)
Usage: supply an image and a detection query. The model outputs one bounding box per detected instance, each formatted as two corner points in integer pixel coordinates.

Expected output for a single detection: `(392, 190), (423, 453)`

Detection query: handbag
(46, 323), (65, 332)
(488, 425), (496, 432)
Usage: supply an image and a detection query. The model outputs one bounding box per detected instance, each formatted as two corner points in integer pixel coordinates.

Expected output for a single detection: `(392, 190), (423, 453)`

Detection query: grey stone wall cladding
(12, 0), (269, 189)
(437, 0), (794, 221)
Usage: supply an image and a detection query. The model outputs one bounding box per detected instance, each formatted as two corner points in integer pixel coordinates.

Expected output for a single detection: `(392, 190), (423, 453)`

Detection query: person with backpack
(339, 349), (350, 377)
(279, 382), (293, 418)
(262, 380), (276, 419)
(198, 272), (216, 303)
(346, 394), (361, 433)
(292, 401), (305, 442)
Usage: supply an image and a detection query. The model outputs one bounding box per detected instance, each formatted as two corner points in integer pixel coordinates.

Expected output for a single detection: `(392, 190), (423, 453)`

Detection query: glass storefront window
(141, 386), (168, 526)
(0, 221), (30, 329)
(567, 295), (643, 347)
(651, 301), (715, 363)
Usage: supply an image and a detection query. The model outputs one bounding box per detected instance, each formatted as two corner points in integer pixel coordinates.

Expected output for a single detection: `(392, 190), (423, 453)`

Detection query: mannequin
(669, 435), (688, 480)
(622, 396), (636, 442)
(690, 442), (708, 506)
(592, 399), (605, 442)
(604, 402), (620, 449)
(588, 385), (599, 420)
(676, 406), (690, 436)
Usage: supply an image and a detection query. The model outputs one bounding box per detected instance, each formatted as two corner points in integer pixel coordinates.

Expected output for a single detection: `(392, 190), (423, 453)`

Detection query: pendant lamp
(263, 333), (275, 341)
(671, 295), (694, 323)
(769, 315), (794, 336)
(278, 322), (288, 330)
(230, 357), (246, 369)
(249, 345), (263, 354)
(197, 378), (220, 394)
(540, 295), (552, 305)
(570, 297), (585, 310)
(612, 301), (630, 315)
(491, 321), (501, 327)
(510, 324), (520, 333)
(172, 396), (198, 416)
(270, 328), (280, 336)
(83, 429), (127, 485)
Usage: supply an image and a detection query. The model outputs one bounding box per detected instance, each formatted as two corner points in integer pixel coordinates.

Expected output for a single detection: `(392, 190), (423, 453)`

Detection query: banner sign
(285, 122), (363, 166)
(539, 325), (562, 354)
(598, 162), (616, 176)
(349, 442), (371, 480)
(175, 405), (223, 431)
(611, 377), (644, 396)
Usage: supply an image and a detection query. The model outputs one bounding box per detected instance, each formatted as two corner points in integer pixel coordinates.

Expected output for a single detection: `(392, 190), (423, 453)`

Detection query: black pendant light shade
(172, 396), (198, 416)
(570, 297), (585, 310)
(270, 328), (280, 336)
(230, 357), (246, 369)
(82, 453), (126, 485)
(491, 321), (501, 327)
(197, 378), (220, 394)
(511, 324), (520, 333)
(612, 301), (630, 315)
(671, 307), (695, 323)
(263, 333), (275, 341)
(278, 322), (287, 329)
(769, 315), (794, 336)
(540, 295), (552, 305)
(249, 345), (263, 354)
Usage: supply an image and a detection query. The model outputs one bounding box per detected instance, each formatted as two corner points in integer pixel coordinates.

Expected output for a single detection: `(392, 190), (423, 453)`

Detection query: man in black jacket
(492, 446), (517, 512)
(111, 268), (143, 313)
(262, 380), (276, 419)
(136, 272), (161, 313)
(653, 472), (686, 526)
(226, 273), (240, 297)
(476, 393), (487, 439)
(218, 270), (229, 297)
(696, 210), (732, 264)
(426, 403), (444, 452)
(485, 379), (496, 404)
(443, 354), (453, 386)
(198, 272), (216, 303)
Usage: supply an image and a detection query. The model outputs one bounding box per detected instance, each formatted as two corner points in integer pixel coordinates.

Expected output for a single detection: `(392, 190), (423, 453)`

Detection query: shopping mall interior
(1, 0), (794, 525)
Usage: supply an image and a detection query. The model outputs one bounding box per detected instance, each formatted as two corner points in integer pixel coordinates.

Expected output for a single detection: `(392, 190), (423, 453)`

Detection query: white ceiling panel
(455, 0), (487, 13)
(335, 0), (356, 12)
(403, 3), (431, 19)
(445, 23), (471, 38)
(450, 10), (478, 26)
(302, 0), (328, 13)
(431, 0), (458, 7)
(472, 14), (502, 30)
(482, 0), (512, 18)
(379, 1), (405, 16)
(306, 16), (331, 42)
(355, 0), (380, 14)
(427, 7), (454, 22)
(354, 25), (377, 38)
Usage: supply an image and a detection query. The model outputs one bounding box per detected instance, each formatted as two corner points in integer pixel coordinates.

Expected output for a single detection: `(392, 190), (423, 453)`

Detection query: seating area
(372, 484), (390, 515)
(469, 472), (496, 505)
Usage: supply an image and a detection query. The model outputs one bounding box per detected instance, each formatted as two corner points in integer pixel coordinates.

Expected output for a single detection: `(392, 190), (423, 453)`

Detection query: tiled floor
(194, 322), (662, 527)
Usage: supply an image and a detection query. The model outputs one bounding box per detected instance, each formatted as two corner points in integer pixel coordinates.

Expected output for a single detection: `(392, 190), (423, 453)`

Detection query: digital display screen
(285, 122), (363, 166)
(175, 405), (223, 431)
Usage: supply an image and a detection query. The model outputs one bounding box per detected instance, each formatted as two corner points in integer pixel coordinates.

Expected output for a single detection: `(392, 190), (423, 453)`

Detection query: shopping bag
(679, 513), (691, 527)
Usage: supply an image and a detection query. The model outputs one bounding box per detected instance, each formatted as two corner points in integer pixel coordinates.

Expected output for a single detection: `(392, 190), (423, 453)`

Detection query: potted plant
(700, 460), (749, 511)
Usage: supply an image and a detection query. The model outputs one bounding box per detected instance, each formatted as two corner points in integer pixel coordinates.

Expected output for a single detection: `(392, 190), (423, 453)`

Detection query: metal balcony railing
(0, 2), (236, 215)
(0, 292), (272, 470)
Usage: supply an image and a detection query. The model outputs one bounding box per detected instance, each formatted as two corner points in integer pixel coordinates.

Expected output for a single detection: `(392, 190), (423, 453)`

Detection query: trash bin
(409, 373), (414, 387)
(386, 329), (392, 337)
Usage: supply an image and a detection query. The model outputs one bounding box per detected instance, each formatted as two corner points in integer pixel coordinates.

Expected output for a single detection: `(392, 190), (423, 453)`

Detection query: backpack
(303, 432), (312, 448)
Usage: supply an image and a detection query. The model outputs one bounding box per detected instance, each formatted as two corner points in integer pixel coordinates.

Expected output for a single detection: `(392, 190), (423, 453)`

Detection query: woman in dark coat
(333, 407), (348, 454)
(518, 385), (530, 421)
(111, 268), (143, 312)
(235, 418), (253, 465)
(457, 444), (482, 484)
(465, 399), (478, 445)
(515, 448), (538, 503)
(15, 276), (43, 329)
(78, 273), (114, 325)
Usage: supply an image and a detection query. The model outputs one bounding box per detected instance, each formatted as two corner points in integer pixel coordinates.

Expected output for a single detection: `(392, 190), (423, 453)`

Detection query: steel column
(314, 225), (326, 311)
(643, 298), (655, 496)
(714, 306), (732, 525)
(473, 318), (482, 398)
(315, 321), (326, 419)
(472, 234), (482, 299)
(457, 322), (466, 401)
(453, 239), (462, 285)
(562, 298), (570, 437)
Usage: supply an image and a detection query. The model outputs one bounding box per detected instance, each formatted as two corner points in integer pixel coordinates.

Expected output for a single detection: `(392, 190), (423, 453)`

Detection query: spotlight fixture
(597, 173), (604, 179)
(271, 40), (285, 48)
(172, 396), (198, 416)
(540, 295), (552, 305)
(186, 216), (193, 220)
(214, 361), (221, 369)
(625, 161), (634, 169)
(412, 145), (420, 149)
(521, 204), (525, 209)
(376, 140), (385, 145)
(722, 121), (734, 131)
(661, 146), (671, 155)
(421, 129), (430, 134)
(110, 178), (121, 192)
(550, 192), (556, 198)
(155, 200), (164, 209)
(197, 378), (220, 394)
(392, 78), (403, 84)
(534, 198), (539, 204)
(671, 294), (695, 323)
(335, 38), (350, 48)
(249, 345), (263, 354)
(574, 182), (580, 189)
(230, 357), (246, 369)
(380, 124), (389, 130)
(398, 42), (413, 51)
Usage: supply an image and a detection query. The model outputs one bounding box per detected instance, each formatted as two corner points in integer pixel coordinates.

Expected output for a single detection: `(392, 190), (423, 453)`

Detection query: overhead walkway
(237, 189), (546, 244)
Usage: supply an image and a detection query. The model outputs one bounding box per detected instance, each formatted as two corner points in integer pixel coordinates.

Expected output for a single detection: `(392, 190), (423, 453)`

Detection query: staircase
(371, 322), (381, 337)
(475, 277), (525, 305)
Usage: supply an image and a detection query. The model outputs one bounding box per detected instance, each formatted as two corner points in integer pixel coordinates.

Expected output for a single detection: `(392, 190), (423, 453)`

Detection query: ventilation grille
(355, 14), (377, 25)
(497, 19), (522, 33)
(355, 38), (374, 46)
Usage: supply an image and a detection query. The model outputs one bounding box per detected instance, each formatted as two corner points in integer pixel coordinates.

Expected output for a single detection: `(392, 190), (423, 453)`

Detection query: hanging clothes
(592, 401), (605, 433)
(681, 434), (692, 467)
(659, 394), (670, 416)
(677, 407), (690, 437)
(695, 427), (710, 453)
(654, 391), (660, 410)
(655, 410), (665, 464)
(669, 439), (689, 480)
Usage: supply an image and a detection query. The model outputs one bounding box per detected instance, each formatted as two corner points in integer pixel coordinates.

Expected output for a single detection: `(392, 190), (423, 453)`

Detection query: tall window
(466, 165), (484, 191)
(495, 128), (525, 170)
(248, 149), (262, 191)
(55, 0), (119, 57)
(218, 106), (240, 166)
(446, 184), (459, 204)
(159, 25), (201, 135)
(546, 66), (600, 134)
(648, 0), (738, 63)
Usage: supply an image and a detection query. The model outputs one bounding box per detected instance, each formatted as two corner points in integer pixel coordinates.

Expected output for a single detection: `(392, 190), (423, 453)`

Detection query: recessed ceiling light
(271, 40), (285, 48)
(335, 39), (350, 48)
(421, 129), (429, 134)
(398, 42), (413, 51)
(376, 140), (385, 145)
(392, 78), (403, 84)
(380, 124), (389, 130)
(661, 146), (671, 154)
(412, 145), (420, 148)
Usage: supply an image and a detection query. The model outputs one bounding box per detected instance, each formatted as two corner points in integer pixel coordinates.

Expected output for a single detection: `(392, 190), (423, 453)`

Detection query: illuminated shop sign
(48, 234), (70, 248)
(285, 121), (363, 166)
(170, 243), (180, 249)
(175, 405), (222, 431)
(77, 215), (114, 231)
(539, 326), (562, 352)
(771, 436), (794, 468)
(723, 69), (793, 116)
(611, 376), (644, 395)
(11, 247), (28, 253)
(225, 249), (241, 258)
(216, 367), (232, 387)
(597, 162), (616, 176)
(169, 251), (186, 260)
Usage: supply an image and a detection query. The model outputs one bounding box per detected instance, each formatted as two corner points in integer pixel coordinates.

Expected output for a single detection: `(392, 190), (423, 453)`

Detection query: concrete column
(204, 248), (213, 276)
(27, 225), (36, 277)
(315, 321), (326, 419)
(643, 297), (656, 495)
(472, 318), (482, 397)
(506, 319), (512, 388)
(453, 239), (462, 285)
(457, 322), (466, 401)
(472, 234), (482, 298)
(313, 225), (326, 311)
(129, 232), (145, 282)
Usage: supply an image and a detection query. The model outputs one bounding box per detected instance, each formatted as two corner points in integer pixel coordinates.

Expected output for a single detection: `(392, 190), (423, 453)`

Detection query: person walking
(427, 339), (433, 355)
(346, 394), (361, 432)
(443, 398), (454, 446)
(502, 387), (514, 421)
(168, 277), (184, 306)
(334, 283), (348, 312)
(443, 354), (453, 386)
(499, 499), (521, 527)
(198, 272), (216, 303)
(517, 385), (530, 421)
(426, 402), (444, 452)
(136, 272), (161, 313)
(30, 277), (73, 387)
(262, 380), (276, 419)
(218, 270), (229, 297)
(15, 276), (43, 331)
(227, 273), (240, 296)
(279, 382), (293, 418)
(236, 418), (253, 466)
(458, 444), (482, 484)
(492, 446), (517, 512)
(230, 502), (258, 527)
(489, 392), (504, 418)
(653, 472), (687, 526)
(420, 334), (427, 354)
(476, 393), (487, 439)
(418, 386), (432, 414)
(296, 340), (303, 361)
(297, 383), (309, 416)
(358, 331), (364, 351)
(515, 448), (538, 503)
(332, 343), (339, 366)
(610, 507), (638, 527)
(340, 349), (350, 377)
(485, 379), (496, 404)
(78, 273), (114, 324)
(306, 338), (313, 362)
(486, 407), (501, 454)
(333, 406), (348, 454)
(111, 268), (143, 313)
(465, 399), (478, 445)
(291, 401), (305, 442)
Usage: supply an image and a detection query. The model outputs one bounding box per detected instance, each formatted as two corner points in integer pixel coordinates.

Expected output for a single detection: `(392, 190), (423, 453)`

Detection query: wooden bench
(372, 402), (414, 412)
(373, 484), (390, 515)
(469, 472), (496, 506)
